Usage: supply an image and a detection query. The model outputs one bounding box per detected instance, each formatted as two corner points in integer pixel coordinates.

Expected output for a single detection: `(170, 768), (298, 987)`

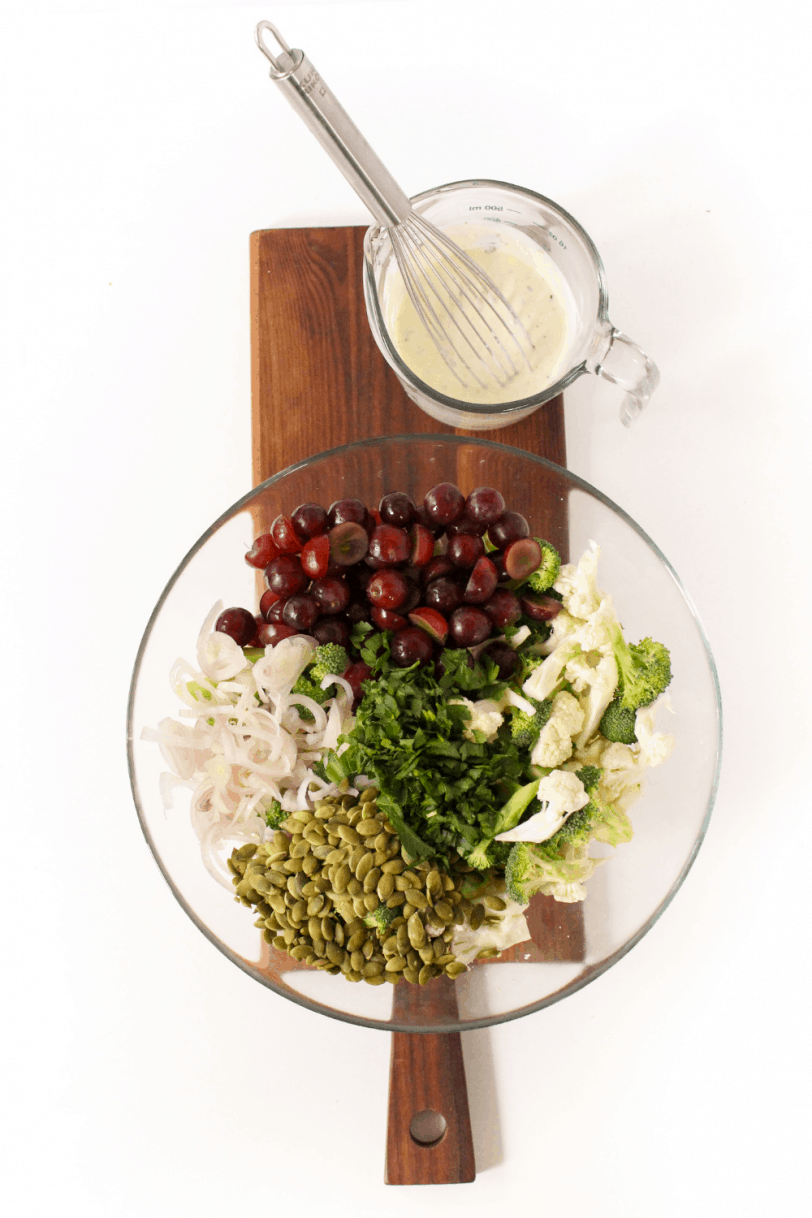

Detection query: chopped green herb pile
(326, 629), (526, 867)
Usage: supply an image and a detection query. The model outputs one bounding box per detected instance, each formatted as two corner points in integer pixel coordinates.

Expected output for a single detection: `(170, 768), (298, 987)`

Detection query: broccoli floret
(310, 643), (350, 687)
(362, 904), (396, 934)
(509, 696), (553, 750)
(504, 842), (542, 904)
(465, 840), (495, 873)
(526, 539), (561, 593)
(575, 765), (602, 795)
(263, 799), (285, 829)
(609, 630), (672, 711)
(599, 698), (638, 743)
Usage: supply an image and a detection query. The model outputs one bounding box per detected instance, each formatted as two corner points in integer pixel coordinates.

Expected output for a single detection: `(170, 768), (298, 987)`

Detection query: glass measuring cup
(363, 179), (659, 429)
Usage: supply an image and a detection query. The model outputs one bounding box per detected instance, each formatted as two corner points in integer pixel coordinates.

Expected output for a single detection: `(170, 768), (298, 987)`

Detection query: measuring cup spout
(587, 321), (660, 427)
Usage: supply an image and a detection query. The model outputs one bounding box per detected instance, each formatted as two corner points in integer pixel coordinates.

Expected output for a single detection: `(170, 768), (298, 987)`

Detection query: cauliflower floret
(553, 540), (603, 619)
(598, 741), (646, 812)
(634, 696), (675, 767)
(531, 690), (584, 768)
(449, 697), (504, 743)
(538, 608), (581, 656)
(575, 651), (619, 748)
(495, 768), (589, 843)
(450, 881), (530, 965)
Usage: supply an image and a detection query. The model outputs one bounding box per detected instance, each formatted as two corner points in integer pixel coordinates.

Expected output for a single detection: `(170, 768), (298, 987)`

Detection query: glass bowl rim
(126, 433), (723, 1033)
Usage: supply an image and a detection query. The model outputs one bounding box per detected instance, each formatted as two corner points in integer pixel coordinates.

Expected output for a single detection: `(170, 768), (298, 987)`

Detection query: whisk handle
(256, 21), (412, 228)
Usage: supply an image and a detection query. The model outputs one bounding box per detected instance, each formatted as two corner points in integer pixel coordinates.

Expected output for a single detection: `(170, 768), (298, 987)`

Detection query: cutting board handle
(385, 980), (475, 1185)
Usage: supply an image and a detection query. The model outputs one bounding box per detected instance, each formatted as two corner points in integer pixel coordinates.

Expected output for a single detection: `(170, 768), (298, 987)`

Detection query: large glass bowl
(127, 435), (721, 1033)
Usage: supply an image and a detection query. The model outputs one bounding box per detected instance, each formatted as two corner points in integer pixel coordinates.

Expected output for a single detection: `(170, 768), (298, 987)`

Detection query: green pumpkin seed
(353, 896), (368, 918)
(363, 892), (379, 912)
(381, 859), (405, 875)
(361, 939), (375, 960)
(407, 913), (426, 948)
(387, 892), (406, 909)
(347, 930), (366, 953)
(345, 877), (362, 896)
(435, 954), (456, 966)
(308, 916), (322, 941)
(363, 866), (381, 893)
(385, 956), (407, 972)
(306, 894), (325, 917)
(359, 786), (379, 803)
(433, 900), (454, 923)
(403, 967), (419, 985)
(282, 857), (304, 874)
(362, 960), (383, 977)
(356, 819), (382, 838)
(333, 863), (352, 892)
(321, 916), (334, 942)
(355, 852), (374, 882)
(469, 903), (485, 931)
(404, 889), (427, 909)
(402, 903), (416, 920)
(325, 942), (344, 965)
(377, 873), (395, 901)
(407, 949), (421, 972)
(290, 899), (307, 922)
(418, 964), (436, 985)
(483, 895), (507, 911)
(337, 824), (361, 846)
(273, 935), (287, 951)
(445, 962), (468, 978)
(236, 843), (258, 860)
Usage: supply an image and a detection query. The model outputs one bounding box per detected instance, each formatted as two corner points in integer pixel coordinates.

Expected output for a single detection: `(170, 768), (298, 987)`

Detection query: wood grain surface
(249, 223), (583, 1185)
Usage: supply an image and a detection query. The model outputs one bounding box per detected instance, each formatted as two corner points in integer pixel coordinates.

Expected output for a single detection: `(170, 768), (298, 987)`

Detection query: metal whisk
(255, 21), (533, 393)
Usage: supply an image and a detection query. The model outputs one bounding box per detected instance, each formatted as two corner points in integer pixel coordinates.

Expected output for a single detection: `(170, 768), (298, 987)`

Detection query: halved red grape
(245, 533), (279, 569)
(465, 486), (505, 526)
(424, 482), (465, 527)
(488, 510), (529, 549)
(259, 589), (281, 620)
(379, 492), (416, 528)
(504, 537), (542, 581)
(521, 594), (562, 621)
(479, 640), (520, 680)
(446, 517), (487, 538)
(313, 617), (351, 647)
(257, 622), (298, 647)
(248, 615), (265, 648)
(425, 575), (463, 615)
(420, 556), (454, 586)
(409, 523), (435, 567)
(271, 514), (302, 554)
(408, 606), (449, 645)
(482, 588), (522, 629)
(448, 533), (485, 569)
(372, 606), (407, 632)
(265, 599), (287, 624)
(390, 626), (434, 667)
(215, 607), (257, 646)
(343, 660), (373, 702)
(282, 595), (320, 632)
(367, 568), (408, 609)
(449, 606), (492, 647)
(328, 498), (367, 527)
(265, 555), (308, 598)
(291, 502), (328, 541)
(328, 522), (369, 566)
(311, 576), (350, 615)
(463, 556), (498, 604)
(301, 534), (330, 579)
(414, 503), (443, 536)
(369, 524), (410, 565)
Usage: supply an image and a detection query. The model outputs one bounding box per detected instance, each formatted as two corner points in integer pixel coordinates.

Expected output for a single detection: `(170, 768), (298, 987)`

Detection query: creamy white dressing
(382, 223), (573, 404)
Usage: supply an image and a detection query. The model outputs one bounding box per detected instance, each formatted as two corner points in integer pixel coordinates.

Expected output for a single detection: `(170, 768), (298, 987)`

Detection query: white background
(2, 0), (810, 1213)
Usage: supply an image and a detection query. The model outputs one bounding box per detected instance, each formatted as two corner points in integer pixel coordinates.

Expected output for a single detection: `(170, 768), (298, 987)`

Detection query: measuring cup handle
(586, 321), (660, 427)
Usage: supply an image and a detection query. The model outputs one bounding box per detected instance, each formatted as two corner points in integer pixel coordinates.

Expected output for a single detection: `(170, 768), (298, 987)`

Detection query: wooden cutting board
(250, 224), (584, 1185)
